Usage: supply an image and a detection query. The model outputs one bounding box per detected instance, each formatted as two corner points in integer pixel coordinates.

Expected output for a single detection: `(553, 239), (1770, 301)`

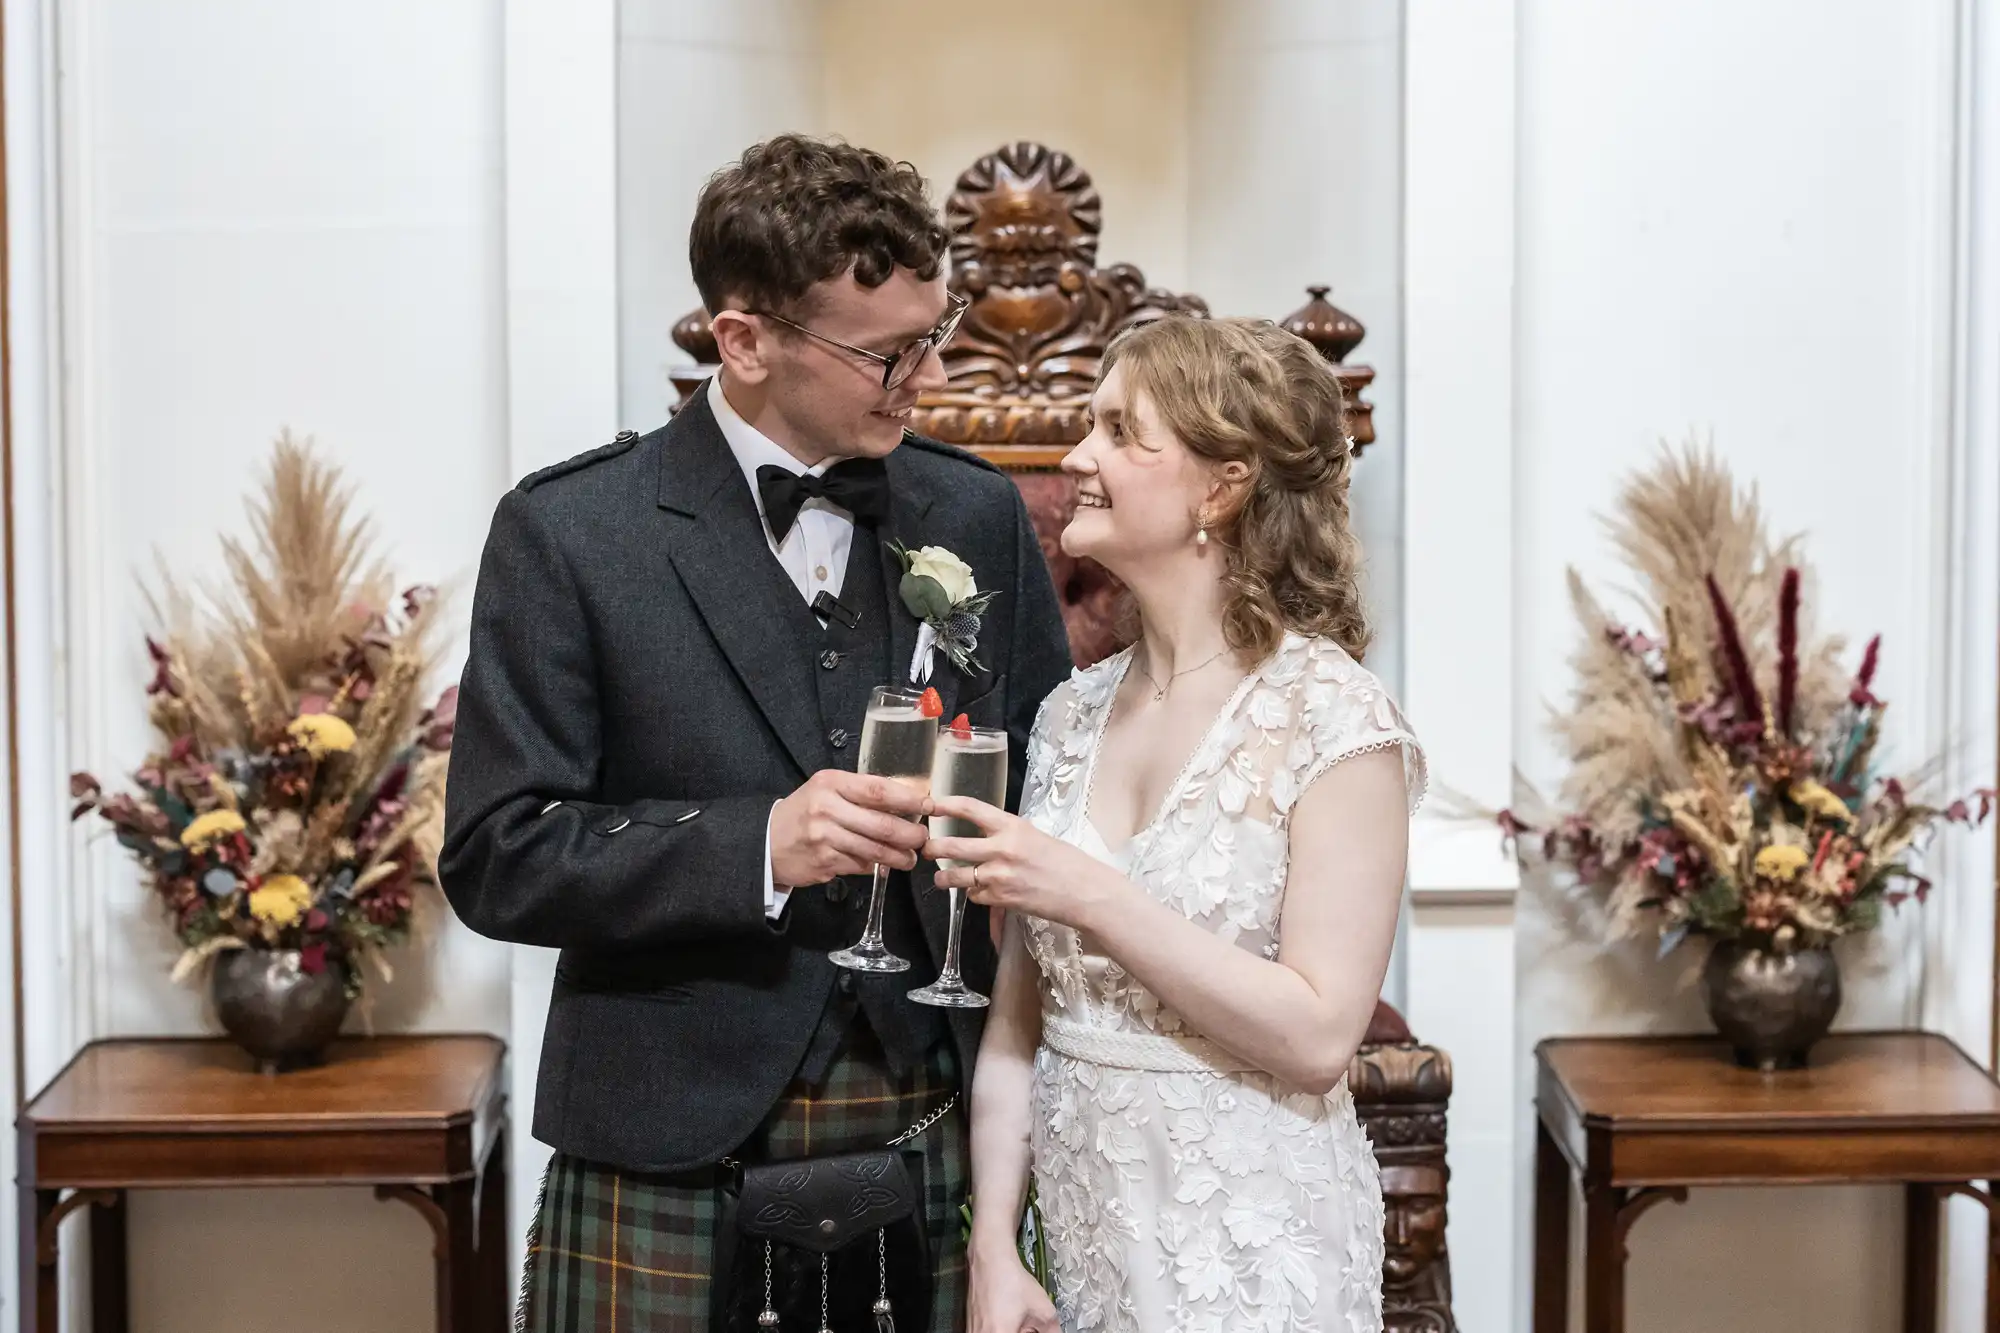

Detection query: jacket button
(819, 649), (842, 670)
(819, 1219), (837, 1236)
(827, 880), (850, 903)
(837, 973), (856, 995)
(828, 728), (849, 750)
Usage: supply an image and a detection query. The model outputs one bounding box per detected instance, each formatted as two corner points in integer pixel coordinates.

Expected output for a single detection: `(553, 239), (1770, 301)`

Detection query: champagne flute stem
(860, 862), (892, 947)
(937, 884), (965, 984)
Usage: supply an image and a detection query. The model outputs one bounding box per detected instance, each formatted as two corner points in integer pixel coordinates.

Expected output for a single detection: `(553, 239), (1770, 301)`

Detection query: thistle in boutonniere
(891, 541), (996, 683)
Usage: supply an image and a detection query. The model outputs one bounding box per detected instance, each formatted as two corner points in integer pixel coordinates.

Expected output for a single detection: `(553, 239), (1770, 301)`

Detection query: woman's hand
(924, 796), (1127, 933)
(968, 1247), (1060, 1333)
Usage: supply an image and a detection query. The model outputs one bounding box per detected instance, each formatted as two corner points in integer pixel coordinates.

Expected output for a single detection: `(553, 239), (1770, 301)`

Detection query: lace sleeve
(1014, 678), (1075, 819)
(1290, 641), (1427, 817)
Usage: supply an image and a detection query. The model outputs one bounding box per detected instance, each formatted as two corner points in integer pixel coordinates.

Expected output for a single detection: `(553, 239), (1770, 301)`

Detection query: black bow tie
(756, 459), (891, 540)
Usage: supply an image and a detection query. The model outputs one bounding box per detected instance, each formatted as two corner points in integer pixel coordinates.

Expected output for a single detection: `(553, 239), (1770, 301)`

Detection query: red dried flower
(1850, 634), (1882, 707)
(419, 686), (458, 751)
(144, 637), (178, 697)
(1705, 574), (1765, 732)
(1776, 567), (1800, 737)
(1741, 889), (1786, 934)
(362, 888), (411, 927)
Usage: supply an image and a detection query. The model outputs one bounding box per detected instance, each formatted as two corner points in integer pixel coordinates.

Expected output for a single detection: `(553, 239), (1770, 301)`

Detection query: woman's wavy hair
(1099, 316), (1371, 661)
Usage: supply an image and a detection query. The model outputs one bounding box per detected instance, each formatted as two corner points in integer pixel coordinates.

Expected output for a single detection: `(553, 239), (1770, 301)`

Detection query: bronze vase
(211, 948), (351, 1074)
(1699, 939), (1841, 1072)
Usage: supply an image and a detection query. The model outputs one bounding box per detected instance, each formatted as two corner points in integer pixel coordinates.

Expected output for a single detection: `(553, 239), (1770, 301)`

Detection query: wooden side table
(17, 1034), (507, 1333)
(1534, 1031), (2000, 1333)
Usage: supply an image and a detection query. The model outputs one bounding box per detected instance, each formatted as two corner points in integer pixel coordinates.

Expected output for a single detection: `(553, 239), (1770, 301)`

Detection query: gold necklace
(1135, 648), (1228, 702)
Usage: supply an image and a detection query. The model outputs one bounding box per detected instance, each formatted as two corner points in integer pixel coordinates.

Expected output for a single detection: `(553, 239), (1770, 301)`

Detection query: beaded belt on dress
(1041, 1013), (1258, 1073)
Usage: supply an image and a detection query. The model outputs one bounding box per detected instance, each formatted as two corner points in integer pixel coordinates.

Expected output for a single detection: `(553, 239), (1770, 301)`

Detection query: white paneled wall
(821, 0), (1193, 296)
(70, 0), (513, 1045)
(18, 1), (514, 1328)
(1510, 2), (1978, 1330)
(6, 1), (1996, 1329)
(1399, 0), (1522, 1321)
(618, 0), (823, 427)
(1187, 0), (1406, 713)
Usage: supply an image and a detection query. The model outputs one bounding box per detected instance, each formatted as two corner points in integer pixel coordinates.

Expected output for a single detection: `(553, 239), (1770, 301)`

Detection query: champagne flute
(910, 724), (1007, 1007)
(830, 685), (938, 973)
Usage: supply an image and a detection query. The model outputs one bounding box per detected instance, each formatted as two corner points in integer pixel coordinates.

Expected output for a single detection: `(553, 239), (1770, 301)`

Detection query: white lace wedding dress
(1017, 632), (1426, 1333)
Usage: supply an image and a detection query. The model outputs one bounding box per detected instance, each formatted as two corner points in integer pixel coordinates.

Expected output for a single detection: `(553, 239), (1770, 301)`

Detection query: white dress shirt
(708, 375), (858, 918)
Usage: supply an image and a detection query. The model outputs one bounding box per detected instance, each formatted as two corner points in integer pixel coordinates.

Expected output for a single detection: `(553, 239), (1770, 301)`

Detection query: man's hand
(770, 770), (932, 888)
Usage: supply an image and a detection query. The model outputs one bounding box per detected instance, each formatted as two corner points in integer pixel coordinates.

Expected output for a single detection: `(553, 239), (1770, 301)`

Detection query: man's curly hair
(690, 135), (949, 318)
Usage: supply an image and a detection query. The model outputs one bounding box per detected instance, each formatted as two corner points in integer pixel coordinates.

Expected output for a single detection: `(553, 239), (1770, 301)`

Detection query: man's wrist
(763, 800), (792, 918)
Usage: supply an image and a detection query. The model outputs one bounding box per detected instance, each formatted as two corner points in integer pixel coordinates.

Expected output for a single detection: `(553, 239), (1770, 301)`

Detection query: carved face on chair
(1380, 1162), (1448, 1287)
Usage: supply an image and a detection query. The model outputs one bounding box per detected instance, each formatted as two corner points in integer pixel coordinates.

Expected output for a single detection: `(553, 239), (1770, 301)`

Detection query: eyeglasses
(753, 291), (969, 391)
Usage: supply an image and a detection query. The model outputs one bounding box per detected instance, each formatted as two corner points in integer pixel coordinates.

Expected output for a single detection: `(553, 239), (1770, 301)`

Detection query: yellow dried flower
(1788, 779), (1852, 824)
(248, 873), (313, 928)
(287, 713), (357, 759)
(1754, 843), (1809, 883)
(180, 809), (246, 851)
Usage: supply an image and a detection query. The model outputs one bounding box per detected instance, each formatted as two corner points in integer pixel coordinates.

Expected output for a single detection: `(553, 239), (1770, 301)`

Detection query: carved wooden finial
(1280, 285), (1367, 364)
(671, 305), (717, 364)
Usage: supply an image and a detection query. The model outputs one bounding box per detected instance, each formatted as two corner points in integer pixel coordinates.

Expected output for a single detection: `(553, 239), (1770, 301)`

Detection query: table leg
(90, 1189), (129, 1333)
(435, 1177), (479, 1333)
(1534, 1116), (1571, 1333)
(1902, 1183), (1940, 1333)
(478, 1124), (510, 1330)
(1582, 1183), (1626, 1333)
(1988, 1181), (2000, 1333)
(19, 1186), (58, 1333)
(376, 1179), (480, 1333)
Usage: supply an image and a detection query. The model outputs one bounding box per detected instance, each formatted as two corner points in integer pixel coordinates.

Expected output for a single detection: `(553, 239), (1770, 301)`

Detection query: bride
(924, 316), (1425, 1333)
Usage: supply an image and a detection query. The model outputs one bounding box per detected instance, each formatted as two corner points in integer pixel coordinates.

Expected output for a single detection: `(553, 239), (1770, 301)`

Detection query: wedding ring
(970, 865), (980, 892)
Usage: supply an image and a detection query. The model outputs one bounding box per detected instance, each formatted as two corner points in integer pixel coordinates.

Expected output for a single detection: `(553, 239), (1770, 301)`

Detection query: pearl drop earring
(1195, 527), (1209, 548)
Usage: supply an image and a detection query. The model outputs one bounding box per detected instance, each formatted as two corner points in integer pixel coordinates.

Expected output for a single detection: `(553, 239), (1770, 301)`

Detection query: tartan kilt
(519, 1024), (968, 1333)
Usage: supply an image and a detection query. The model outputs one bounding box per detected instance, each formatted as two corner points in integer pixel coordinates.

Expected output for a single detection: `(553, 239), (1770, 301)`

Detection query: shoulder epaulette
(899, 432), (1004, 477)
(518, 429), (642, 492)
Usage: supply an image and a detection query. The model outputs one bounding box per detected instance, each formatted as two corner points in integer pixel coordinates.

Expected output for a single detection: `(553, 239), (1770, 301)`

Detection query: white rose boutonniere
(891, 541), (997, 682)
(905, 546), (978, 604)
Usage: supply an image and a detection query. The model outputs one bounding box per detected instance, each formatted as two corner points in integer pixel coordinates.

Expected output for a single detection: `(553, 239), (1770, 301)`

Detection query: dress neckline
(1076, 642), (1272, 852)
(1073, 816), (1132, 869)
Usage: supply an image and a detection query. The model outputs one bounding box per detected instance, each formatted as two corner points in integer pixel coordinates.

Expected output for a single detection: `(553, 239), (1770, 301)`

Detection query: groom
(440, 135), (1071, 1332)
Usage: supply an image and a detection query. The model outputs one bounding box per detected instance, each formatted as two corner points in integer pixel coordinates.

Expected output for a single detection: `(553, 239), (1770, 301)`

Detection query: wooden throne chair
(667, 141), (1456, 1331)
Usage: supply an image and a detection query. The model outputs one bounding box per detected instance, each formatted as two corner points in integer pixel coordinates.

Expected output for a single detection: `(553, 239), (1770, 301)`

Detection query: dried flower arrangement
(1502, 446), (1992, 957)
(70, 436), (456, 999)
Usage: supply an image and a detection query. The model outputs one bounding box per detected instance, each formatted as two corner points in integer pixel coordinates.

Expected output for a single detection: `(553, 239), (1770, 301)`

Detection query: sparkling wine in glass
(910, 724), (1008, 1008)
(829, 686), (938, 973)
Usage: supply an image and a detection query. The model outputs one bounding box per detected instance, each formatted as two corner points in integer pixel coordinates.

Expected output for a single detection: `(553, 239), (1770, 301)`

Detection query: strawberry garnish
(918, 687), (944, 718)
(948, 713), (972, 738)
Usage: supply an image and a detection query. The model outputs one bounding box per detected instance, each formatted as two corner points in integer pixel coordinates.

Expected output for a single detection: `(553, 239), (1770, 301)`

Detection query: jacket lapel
(657, 393), (829, 780)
